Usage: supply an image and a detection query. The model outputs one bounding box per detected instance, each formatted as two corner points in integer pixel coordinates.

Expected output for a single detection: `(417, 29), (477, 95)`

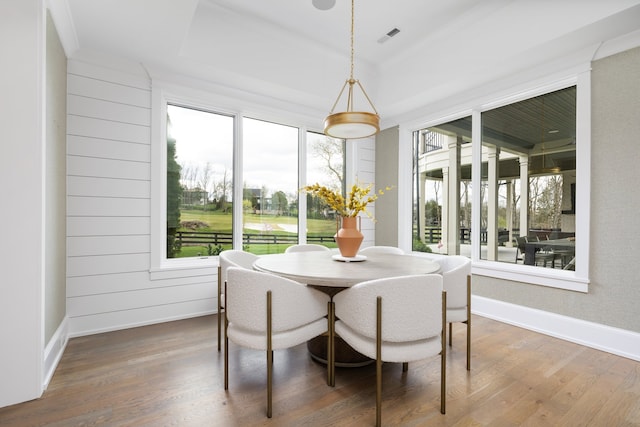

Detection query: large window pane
(166, 105), (234, 259)
(242, 118), (298, 255)
(413, 116), (472, 255)
(480, 86), (576, 269)
(306, 132), (344, 249)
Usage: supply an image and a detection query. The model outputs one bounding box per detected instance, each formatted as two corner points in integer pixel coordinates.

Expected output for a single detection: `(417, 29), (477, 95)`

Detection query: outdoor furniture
(515, 236), (527, 263)
(524, 238), (575, 267)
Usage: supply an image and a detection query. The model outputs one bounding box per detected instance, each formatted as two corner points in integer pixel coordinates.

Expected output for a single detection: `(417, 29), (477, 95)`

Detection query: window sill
(471, 259), (588, 293)
(149, 257), (218, 281)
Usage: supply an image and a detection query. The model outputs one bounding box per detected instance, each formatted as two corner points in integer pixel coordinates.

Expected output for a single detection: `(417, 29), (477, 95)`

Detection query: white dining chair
(438, 255), (472, 370)
(224, 267), (330, 418)
(330, 274), (446, 425)
(284, 243), (331, 253)
(217, 250), (259, 352)
(358, 245), (404, 255)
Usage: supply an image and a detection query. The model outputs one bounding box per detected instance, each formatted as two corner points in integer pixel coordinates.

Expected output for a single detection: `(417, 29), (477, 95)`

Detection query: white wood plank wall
(66, 60), (216, 337)
(354, 139), (376, 247)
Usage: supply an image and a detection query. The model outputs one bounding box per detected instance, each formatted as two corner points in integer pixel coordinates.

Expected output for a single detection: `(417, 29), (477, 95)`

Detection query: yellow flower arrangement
(302, 182), (392, 220)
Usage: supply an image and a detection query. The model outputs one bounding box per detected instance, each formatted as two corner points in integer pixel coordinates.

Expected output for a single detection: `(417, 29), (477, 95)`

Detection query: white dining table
(253, 251), (441, 288)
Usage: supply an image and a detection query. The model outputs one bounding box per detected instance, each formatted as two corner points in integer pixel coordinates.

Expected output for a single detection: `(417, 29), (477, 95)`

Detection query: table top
(253, 251), (441, 287)
(526, 238), (575, 248)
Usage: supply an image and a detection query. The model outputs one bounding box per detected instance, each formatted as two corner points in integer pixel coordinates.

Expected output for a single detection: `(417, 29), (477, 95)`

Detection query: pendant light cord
(350, 0), (355, 81)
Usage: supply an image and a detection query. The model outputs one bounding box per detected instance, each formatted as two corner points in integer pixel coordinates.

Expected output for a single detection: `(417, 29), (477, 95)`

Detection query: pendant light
(323, 0), (380, 139)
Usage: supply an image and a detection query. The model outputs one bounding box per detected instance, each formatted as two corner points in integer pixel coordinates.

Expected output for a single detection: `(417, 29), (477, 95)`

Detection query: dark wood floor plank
(1, 314), (639, 426)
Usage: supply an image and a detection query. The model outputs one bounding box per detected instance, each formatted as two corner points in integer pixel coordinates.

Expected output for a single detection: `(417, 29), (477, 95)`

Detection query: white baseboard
(68, 308), (216, 339)
(43, 317), (69, 390)
(472, 296), (640, 362)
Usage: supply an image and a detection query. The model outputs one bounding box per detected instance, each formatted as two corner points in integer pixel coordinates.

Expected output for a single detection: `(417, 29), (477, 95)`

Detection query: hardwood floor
(1, 315), (639, 426)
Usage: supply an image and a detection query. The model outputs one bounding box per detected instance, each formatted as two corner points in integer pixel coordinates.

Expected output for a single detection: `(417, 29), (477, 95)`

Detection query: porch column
(519, 155), (529, 238)
(418, 172), (427, 243)
(506, 179), (514, 247)
(446, 136), (460, 255)
(441, 167), (449, 253)
(486, 146), (499, 260)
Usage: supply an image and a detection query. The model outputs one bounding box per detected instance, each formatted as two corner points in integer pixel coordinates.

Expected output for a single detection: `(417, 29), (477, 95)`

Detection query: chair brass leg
(328, 301), (335, 387)
(224, 280), (229, 390)
(448, 322), (452, 347)
(267, 291), (273, 418)
(467, 275), (471, 371)
(441, 290), (447, 414)
(376, 296), (382, 427)
(217, 266), (222, 352)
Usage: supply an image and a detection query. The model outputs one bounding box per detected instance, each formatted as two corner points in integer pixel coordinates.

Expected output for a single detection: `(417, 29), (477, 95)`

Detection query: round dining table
(253, 250), (441, 366)
(253, 250), (441, 289)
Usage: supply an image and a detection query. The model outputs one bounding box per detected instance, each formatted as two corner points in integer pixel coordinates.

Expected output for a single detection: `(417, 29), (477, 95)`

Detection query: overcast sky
(168, 105), (334, 199)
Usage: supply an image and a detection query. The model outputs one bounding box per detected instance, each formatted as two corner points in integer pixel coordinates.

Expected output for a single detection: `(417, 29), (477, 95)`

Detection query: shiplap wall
(66, 60), (216, 337)
(65, 59), (377, 336)
(352, 139), (376, 248)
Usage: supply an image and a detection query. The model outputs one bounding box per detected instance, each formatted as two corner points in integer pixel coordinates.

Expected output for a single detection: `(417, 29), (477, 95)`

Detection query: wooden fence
(176, 228), (519, 247)
(175, 231), (335, 247)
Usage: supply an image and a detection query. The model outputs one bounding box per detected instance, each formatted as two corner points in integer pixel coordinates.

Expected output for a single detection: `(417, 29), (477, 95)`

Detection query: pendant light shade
(323, 0), (379, 140)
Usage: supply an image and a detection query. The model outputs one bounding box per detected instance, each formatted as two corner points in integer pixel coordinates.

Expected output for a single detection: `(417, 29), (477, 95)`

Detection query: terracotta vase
(335, 216), (364, 257)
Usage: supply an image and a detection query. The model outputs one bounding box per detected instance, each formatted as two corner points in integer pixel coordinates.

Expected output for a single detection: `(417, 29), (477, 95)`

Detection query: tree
(166, 134), (182, 258)
(311, 137), (343, 190)
(213, 168), (231, 212)
(198, 162), (212, 210)
(272, 191), (288, 215)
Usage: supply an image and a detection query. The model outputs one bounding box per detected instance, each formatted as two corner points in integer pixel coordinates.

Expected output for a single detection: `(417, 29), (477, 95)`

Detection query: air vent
(377, 28), (400, 44)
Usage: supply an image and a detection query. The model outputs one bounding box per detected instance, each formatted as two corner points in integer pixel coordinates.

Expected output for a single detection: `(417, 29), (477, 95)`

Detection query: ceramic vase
(335, 216), (364, 257)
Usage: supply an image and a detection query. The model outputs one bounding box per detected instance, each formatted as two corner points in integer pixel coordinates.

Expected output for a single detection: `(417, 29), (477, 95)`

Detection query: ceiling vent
(377, 28), (400, 44)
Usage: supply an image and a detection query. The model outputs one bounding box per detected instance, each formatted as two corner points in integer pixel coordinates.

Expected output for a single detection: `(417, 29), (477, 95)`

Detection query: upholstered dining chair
(217, 250), (259, 352)
(284, 243), (331, 253)
(224, 267), (330, 418)
(330, 274), (446, 425)
(438, 255), (472, 370)
(358, 245), (404, 255)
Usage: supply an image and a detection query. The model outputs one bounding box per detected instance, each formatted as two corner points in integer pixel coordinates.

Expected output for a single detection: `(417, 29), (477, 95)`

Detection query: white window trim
(149, 85), (242, 279)
(148, 82), (335, 280)
(399, 70), (591, 293)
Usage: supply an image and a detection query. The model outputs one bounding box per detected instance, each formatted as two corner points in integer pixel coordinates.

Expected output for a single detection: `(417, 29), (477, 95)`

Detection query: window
(152, 91), (348, 270)
(242, 118), (299, 255)
(407, 76), (589, 292)
(166, 104), (234, 259)
(480, 86), (576, 269)
(412, 116), (472, 255)
(305, 131), (345, 249)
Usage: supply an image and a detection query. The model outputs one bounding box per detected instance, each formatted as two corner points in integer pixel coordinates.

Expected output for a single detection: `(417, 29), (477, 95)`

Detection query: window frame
(149, 84), (348, 278)
(401, 71), (591, 292)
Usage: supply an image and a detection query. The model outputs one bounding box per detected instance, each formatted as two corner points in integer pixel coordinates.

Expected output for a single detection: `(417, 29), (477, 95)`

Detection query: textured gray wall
(374, 126), (399, 246)
(45, 11), (67, 343)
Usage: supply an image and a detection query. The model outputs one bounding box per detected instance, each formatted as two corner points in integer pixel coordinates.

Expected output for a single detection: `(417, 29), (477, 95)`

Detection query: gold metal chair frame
(448, 274), (472, 371)
(217, 265), (223, 352)
(328, 290), (447, 426)
(224, 285), (277, 417)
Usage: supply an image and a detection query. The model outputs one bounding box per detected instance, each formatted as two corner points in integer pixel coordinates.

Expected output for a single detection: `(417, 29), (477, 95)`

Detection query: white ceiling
(53, 0), (640, 127)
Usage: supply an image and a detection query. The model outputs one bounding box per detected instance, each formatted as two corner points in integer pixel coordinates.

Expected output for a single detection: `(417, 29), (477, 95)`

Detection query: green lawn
(178, 209), (337, 234)
(173, 209), (338, 257)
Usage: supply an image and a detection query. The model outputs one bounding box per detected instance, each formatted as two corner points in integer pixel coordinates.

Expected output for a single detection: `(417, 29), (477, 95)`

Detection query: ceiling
(53, 0), (640, 128)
